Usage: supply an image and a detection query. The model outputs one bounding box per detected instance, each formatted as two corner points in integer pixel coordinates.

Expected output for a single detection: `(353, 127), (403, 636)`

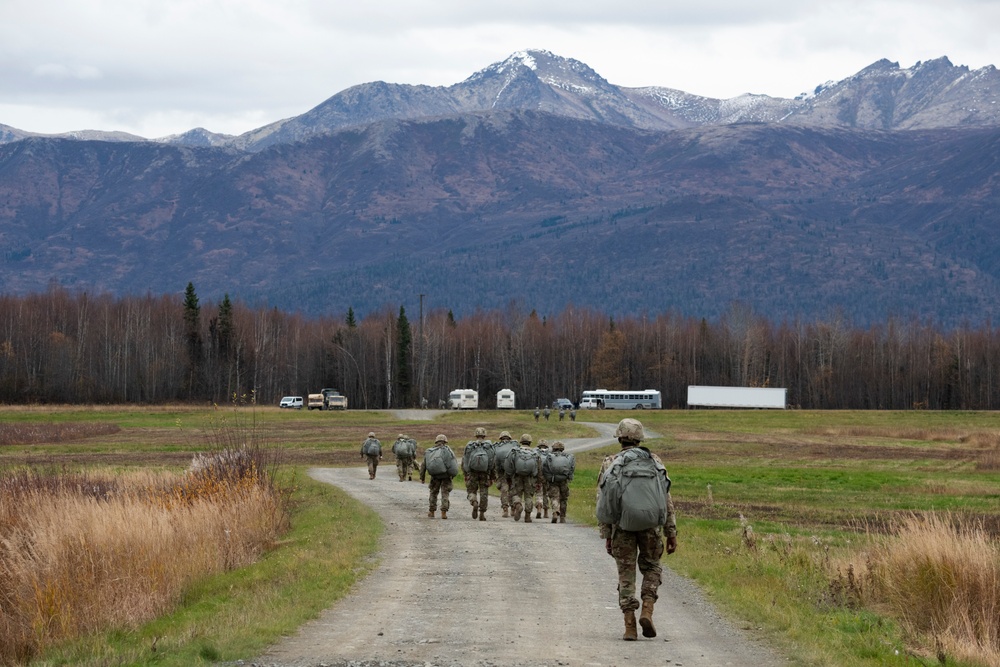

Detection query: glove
(666, 535), (677, 555)
(605, 538), (613, 556)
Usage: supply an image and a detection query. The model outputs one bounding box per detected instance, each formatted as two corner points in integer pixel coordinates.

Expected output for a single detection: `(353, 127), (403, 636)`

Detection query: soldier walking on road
(360, 432), (382, 480)
(392, 434), (417, 481)
(463, 427), (496, 521)
(493, 431), (517, 517)
(597, 418), (677, 641)
(534, 439), (552, 519)
(543, 440), (575, 523)
(420, 434), (459, 519)
(505, 433), (541, 522)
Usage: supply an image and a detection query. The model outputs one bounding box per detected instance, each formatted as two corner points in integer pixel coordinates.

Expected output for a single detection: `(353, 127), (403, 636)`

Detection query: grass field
(2, 405), (999, 666)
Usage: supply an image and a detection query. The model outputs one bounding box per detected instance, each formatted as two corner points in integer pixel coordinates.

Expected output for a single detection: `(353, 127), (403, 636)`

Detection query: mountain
(1, 51), (1000, 326)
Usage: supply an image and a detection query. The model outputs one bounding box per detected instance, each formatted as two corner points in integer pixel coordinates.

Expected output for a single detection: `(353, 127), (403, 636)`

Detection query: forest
(1, 284), (997, 410)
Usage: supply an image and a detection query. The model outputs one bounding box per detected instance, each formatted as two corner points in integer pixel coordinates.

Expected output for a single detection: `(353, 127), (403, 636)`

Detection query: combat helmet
(551, 440), (565, 451)
(498, 430), (512, 440)
(474, 427), (487, 438)
(435, 434), (448, 444)
(520, 433), (533, 444)
(368, 431), (376, 438)
(614, 418), (644, 444)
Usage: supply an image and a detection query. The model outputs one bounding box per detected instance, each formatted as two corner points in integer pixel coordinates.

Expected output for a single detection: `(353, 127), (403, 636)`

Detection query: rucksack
(363, 439), (381, 457)
(394, 439), (415, 458)
(425, 446), (450, 477)
(596, 448), (671, 532)
(507, 447), (538, 477)
(545, 451), (576, 483)
(405, 439), (417, 457)
(465, 441), (493, 473)
(493, 440), (515, 474)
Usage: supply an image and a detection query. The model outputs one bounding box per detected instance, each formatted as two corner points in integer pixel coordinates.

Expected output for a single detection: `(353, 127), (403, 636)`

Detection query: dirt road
(256, 457), (787, 667)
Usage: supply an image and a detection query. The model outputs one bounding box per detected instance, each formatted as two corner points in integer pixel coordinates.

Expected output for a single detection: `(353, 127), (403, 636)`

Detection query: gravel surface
(251, 451), (788, 667)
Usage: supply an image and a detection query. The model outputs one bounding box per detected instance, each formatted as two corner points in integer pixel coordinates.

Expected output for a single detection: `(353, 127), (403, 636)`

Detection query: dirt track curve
(255, 433), (788, 667)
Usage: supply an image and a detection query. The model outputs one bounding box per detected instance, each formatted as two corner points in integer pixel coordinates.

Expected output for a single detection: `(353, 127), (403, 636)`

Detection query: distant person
(558, 408), (565, 421)
(504, 433), (541, 523)
(543, 440), (575, 523)
(462, 427), (496, 521)
(596, 418), (677, 641)
(360, 431), (382, 480)
(534, 407), (540, 422)
(391, 433), (417, 482)
(543, 407), (551, 421)
(420, 434), (459, 518)
(533, 439), (552, 519)
(492, 431), (517, 517)
(569, 408), (576, 421)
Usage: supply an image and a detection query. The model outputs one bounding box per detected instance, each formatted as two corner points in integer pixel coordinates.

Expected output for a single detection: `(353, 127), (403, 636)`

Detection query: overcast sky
(2, 0), (997, 139)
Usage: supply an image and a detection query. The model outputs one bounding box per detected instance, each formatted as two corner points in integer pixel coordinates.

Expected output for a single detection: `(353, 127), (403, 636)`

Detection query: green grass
(27, 471), (382, 667)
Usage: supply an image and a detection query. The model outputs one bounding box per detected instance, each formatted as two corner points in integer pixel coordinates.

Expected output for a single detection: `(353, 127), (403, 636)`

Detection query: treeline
(2, 286), (999, 410)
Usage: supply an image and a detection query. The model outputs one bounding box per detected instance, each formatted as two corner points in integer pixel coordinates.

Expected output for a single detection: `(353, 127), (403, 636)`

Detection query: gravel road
(255, 440), (788, 667)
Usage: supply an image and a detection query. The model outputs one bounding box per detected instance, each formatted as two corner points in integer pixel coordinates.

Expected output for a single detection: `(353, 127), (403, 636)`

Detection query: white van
(279, 396), (303, 409)
(579, 397), (602, 409)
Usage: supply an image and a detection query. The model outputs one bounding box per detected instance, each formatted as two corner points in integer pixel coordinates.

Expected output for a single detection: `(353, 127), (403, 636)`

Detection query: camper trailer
(448, 389), (479, 409)
(496, 388), (516, 409)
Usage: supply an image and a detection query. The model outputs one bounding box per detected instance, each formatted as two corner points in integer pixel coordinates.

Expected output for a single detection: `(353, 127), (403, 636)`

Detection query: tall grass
(837, 514), (1000, 666)
(0, 446), (288, 665)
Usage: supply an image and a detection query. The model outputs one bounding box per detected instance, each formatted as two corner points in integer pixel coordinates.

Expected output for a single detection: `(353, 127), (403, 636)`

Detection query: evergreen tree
(182, 282), (204, 398)
(397, 306), (412, 406)
(346, 307), (357, 328)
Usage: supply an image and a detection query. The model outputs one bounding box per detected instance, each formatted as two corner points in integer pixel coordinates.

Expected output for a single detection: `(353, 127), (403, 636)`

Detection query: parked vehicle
(307, 394), (325, 410)
(552, 398), (573, 410)
(687, 386), (786, 409)
(579, 389), (661, 409)
(448, 389), (479, 409)
(279, 396), (303, 409)
(496, 388), (516, 409)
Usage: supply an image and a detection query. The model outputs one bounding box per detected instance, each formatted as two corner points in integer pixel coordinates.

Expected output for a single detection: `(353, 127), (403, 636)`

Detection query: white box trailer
(687, 386), (787, 409)
(496, 388), (516, 409)
(448, 389), (479, 409)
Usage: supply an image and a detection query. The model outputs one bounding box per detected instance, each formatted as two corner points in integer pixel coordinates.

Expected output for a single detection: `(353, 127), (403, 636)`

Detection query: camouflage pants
(495, 474), (513, 509)
(535, 478), (550, 511)
(365, 455), (380, 477)
(611, 527), (664, 612)
(510, 474), (537, 513)
(428, 476), (453, 512)
(396, 456), (415, 480)
(546, 480), (570, 517)
(465, 471), (491, 511)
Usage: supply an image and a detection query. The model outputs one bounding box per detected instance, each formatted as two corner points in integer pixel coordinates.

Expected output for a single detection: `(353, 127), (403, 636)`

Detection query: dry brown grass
(0, 422), (121, 446)
(837, 514), (1000, 666)
(0, 450), (288, 665)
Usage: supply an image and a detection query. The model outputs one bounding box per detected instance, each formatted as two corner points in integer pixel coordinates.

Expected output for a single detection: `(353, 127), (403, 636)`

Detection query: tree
(182, 282), (203, 398)
(397, 306), (413, 406)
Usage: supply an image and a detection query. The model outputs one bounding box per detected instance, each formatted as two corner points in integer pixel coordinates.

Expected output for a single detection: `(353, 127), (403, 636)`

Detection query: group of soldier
(358, 418), (677, 642)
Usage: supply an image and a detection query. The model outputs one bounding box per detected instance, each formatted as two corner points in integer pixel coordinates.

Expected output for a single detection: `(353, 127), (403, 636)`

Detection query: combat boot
(513, 503), (523, 521)
(559, 515), (566, 523)
(472, 502), (478, 519)
(525, 513), (532, 523)
(639, 599), (656, 638)
(502, 507), (509, 518)
(441, 511), (448, 520)
(479, 509), (486, 522)
(623, 611), (638, 641)
(428, 510), (435, 518)
(551, 511), (558, 524)
(535, 507), (542, 519)
(543, 508), (549, 518)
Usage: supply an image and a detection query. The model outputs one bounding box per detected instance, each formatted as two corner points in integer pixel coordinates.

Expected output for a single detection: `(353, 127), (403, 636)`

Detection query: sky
(2, 0), (998, 139)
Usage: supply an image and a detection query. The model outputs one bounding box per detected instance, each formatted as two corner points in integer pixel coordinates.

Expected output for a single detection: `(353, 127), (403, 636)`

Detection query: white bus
(579, 389), (662, 410)
(448, 389), (479, 409)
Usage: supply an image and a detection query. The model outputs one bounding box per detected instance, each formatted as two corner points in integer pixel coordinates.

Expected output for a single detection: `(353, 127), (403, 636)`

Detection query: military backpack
(596, 447), (671, 532)
(506, 447), (539, 477)
(465, 441), (493, 473)
(544, 451), (576, 483)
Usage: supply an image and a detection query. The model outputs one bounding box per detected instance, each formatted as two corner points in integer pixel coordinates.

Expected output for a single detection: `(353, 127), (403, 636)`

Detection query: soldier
(558, 408), (565, 421)
(492, 431), (517, 517)
(569, 408), (576, 421)
(543, 407), (551, 421)
(462, 427), (496, 521)
(543, 440), (575, 523)
(360, 431), (382, 480)
(534, 407), (540, 422)
(597, 418), (677, 641)
(420, 434), (459, 519)
(534, 439), (552, 519)
(392, 433), (417, 482)
(504, 433), (541, 523)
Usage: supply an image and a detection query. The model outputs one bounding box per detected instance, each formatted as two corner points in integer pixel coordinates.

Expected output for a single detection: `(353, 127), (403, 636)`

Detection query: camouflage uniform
(391, 434), (417, 481)
(492, 432), (516, 517)
(597, 418), (677, 641)
(534, 441), (552, 518)
(360, 433), (382, 479)
(419, 435), (459, 518)
(543, 441), (575, 523)
(505, 434), (541, 522)
(462, 428), (496, 520)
